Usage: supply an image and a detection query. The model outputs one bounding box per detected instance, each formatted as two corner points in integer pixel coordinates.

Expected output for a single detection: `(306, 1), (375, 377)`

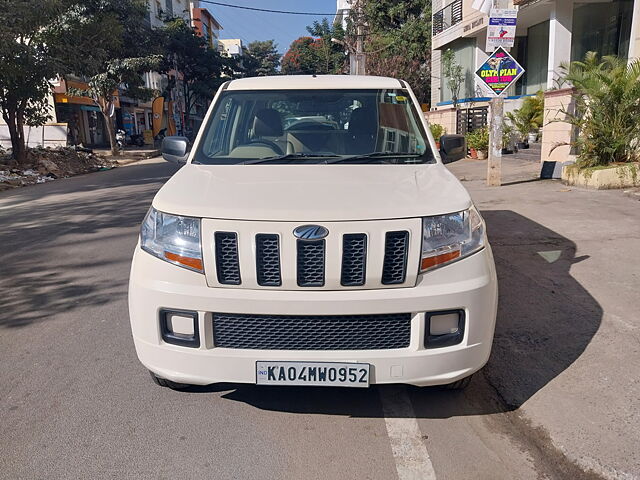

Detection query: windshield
(193, 89), (434, 165)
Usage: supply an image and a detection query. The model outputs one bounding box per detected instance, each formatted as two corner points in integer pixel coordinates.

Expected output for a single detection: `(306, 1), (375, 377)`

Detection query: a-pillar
(547, 0), (573, 89)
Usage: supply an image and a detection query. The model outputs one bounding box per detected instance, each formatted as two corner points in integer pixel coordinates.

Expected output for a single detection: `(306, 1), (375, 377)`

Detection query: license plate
(256, 361), (370, 387)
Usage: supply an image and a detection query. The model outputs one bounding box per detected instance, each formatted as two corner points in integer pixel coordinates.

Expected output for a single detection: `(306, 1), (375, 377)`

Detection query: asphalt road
(0, 158), (620, 479)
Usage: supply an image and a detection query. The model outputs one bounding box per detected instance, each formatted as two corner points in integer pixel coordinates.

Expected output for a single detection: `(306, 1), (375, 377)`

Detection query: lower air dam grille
(213, 312), (412, 350)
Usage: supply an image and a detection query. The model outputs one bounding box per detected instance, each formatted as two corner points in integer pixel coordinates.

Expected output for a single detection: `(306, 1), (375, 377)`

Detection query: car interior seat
(252, 109), (293, 154)
(347, 107), (379, 154)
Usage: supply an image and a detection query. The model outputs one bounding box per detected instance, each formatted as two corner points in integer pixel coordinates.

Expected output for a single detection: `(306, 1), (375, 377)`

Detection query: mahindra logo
(293, 225), (329, 240)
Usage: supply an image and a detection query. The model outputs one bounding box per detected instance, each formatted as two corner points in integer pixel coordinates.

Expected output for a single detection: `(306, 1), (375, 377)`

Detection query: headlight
(140, 207), (203, 273)
(420, 206), (485, 272)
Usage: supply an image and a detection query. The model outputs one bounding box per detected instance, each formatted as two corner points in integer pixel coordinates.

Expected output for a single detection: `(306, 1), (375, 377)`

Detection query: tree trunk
(103, 111), (119, 156)
(4, 107), (27, 164)
(183, 83), (190, 134)
(99, 100), (119, 156)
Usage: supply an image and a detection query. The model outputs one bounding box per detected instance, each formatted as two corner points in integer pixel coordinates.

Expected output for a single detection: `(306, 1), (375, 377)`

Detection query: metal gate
(456, 107), (488, 135)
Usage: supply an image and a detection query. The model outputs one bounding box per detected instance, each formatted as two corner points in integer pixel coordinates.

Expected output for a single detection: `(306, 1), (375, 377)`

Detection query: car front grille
(256, 234), (282, 286)
(213, 229), (410, 289)
(212, 312), (412, 350)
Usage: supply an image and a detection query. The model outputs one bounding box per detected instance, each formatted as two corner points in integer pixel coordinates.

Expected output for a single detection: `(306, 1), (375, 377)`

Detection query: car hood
(152, 163), (472, 221)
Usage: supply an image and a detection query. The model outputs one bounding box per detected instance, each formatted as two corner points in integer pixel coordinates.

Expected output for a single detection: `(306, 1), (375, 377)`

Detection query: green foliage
(242, 40), (281, 77)
(558, 52), (640, 167)
(502, 122), (515, 149)
(0, 0), (158, 161)
(158, 16), (229, 128)
(429, 124), (446, 141)
(282, 19), (346, 75)
(506, 92), (544, 141)
(442, 49), (464, 108)
(466, 127), (489, 152)
(358, 0), (432, 103)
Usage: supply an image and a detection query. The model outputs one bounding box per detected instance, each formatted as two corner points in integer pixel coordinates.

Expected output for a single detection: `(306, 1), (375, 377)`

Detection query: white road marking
(379, 385), (437, 480)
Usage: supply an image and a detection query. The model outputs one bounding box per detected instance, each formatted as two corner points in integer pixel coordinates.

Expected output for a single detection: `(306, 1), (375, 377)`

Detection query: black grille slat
(382, 231), (409, 285)
(213, 312), (411, 350)
(256, 234), (281, 286)
(341, 233), (367, 286)
(214, 232), (241, 285)
(297, 239), (325, 287)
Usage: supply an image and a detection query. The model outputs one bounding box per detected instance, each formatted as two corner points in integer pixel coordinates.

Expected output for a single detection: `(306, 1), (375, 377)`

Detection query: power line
(198, 1), (335, 16)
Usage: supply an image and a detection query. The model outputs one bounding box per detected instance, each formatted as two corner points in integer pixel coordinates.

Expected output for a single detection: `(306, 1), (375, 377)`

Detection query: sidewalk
(447, 157), (640, 479)
(93, 147), (160, 165)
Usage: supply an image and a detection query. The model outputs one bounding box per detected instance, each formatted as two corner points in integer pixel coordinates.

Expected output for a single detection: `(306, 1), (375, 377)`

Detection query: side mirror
(439, 134), (466, 164)
(162, 136), (190, 164)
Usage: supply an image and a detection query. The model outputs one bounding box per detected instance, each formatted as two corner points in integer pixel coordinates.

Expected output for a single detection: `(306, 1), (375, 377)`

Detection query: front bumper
(128, 245), (498, 387)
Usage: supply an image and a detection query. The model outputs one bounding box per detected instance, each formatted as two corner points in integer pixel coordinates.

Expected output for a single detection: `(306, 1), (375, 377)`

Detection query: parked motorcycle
(116, 129), (126, 149)
(129, 133), (145, 147)
(154, 128), (167, 142)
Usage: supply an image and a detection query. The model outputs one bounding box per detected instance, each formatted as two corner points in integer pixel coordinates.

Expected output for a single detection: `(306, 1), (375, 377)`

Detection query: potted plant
(466, 127), (489, 160)
(429, 124), (446, 149)
(502, 123), (516, 154)
(506, 92), (544, 149)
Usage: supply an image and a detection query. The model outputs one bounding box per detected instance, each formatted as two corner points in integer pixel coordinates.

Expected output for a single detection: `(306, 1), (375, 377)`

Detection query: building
(218, 39), (243, 57)
(192, 6), (222, 49)
(429, 0), (640, 162)
(335, 0), (353, 29)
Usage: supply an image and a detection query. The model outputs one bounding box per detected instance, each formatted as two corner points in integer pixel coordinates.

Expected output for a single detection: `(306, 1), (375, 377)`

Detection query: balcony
(433, 0), (463, 37)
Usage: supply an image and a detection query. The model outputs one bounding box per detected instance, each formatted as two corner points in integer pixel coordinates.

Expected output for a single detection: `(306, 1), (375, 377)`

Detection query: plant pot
(469, 148), (478, 159)
(516, 142), (528, 150)
(435, 141), (441, 150)
(528, 132), (538, 144)
(502, 148), (514, 155)
(477, 150), (487, 160)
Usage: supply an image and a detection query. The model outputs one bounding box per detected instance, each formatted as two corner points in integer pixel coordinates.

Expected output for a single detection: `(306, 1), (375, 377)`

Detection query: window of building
(155, 0), (162, 18)
(440, 38), (475, 103)
(524, 21), (550, 94)
(571, 0), (633, 61)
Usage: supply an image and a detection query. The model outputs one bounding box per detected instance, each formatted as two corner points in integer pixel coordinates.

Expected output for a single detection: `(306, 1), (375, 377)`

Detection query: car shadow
(183, 210), (602, 418)
(0, 161), (180, 328)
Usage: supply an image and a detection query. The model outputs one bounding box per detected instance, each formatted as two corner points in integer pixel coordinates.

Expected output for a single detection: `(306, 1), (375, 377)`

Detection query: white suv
(128, 75), (497, 390)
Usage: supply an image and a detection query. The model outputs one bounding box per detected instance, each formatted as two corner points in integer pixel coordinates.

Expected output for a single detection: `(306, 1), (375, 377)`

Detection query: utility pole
(487, 97), (503, 186)
(352, 0), (366, 75)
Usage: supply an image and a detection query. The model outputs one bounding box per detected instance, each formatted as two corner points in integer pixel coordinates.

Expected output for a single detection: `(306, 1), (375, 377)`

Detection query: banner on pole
(475, 47), (525, 96)
(486, 9), (518, 51)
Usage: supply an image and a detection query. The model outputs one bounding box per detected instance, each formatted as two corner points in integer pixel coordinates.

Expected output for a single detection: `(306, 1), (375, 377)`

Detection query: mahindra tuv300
(128, 75), (498, 390)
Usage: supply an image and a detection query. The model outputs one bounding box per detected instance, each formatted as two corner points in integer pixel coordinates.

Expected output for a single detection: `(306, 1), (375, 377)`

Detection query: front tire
(149, 371), (189, 390)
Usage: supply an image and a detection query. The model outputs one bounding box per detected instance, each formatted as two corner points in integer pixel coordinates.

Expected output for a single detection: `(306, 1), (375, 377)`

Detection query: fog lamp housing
(425, 310), (465, 349)
(160, 309), (200, 348)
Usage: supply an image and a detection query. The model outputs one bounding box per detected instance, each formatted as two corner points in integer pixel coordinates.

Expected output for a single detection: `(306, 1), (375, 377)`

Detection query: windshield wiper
(241, 153), (341, 165)
(325, 152), (426, 164)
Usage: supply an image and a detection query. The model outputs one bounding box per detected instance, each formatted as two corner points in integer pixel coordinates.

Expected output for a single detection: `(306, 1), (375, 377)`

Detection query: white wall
(0, 124), (68, 150)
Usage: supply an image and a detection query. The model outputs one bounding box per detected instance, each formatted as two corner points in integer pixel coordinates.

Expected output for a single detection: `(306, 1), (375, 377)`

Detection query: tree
(159, 17), (228, 134)
(305, 18), (346, 74)
(71, 57), (161, 155)
(556, 52), (640, 167)
(0, 0), (122, 163)
(348, 0), (432, 103)
(243, 40), (281, 77)
(281, 37), (319, 75)
(72, 0), (163, 155)
(281, 19), (346, 75)
(0, 0), (160, 160)
(442, 49), (464, 108)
